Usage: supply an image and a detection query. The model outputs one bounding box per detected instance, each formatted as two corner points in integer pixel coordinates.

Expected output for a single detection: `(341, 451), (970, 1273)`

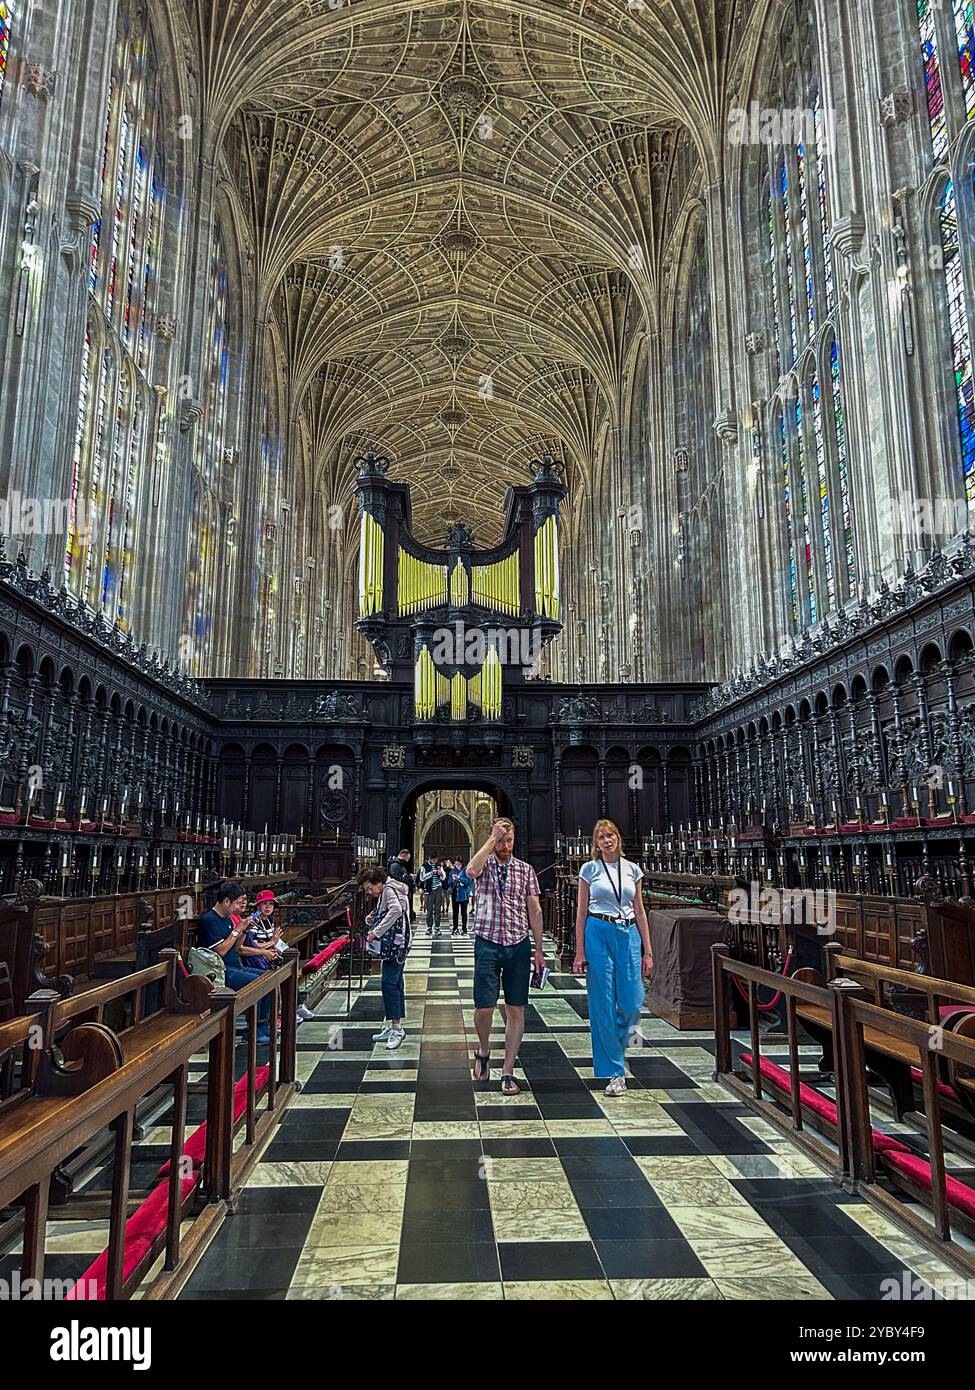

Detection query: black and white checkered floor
(170, 932), (975, 1299)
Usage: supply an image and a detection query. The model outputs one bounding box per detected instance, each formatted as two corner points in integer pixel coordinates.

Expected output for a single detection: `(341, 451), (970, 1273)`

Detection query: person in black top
(387, 849), (415, 921)
(198, 881), (272, 1040)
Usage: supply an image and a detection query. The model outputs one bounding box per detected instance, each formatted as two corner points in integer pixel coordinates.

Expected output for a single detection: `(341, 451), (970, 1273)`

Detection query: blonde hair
(493, 817), (515, 833)
(590, 819), (624, 860)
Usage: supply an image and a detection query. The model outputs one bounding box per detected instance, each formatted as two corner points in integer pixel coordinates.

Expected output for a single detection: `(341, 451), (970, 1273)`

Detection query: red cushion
(909, 1066), (958, 1101)
(157, 1065), (272, 1178)
(740, 1050), (911, 1152)
(302, 935), (350, 975)
(739, 1052), (838, 1125)
(870, 1129), (911, 1154)
(65, 1173), (199, 1300)
(881, 1149), (975, 1222)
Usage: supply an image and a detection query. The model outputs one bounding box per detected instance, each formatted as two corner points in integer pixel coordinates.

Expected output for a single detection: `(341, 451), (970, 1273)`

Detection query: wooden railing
(712, 941), (975, 1275)
(0, 951), (299, 1298)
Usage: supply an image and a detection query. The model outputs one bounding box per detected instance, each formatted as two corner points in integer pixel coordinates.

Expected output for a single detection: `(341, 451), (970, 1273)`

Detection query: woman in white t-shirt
(573, 819), (653, 1096)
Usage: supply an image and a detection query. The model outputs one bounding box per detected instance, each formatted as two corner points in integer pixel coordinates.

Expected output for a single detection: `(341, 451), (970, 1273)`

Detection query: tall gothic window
(0, 3), (11, 113)
(259, 362), (283, 677)
(917, 1), (975, 508)
(940, 180), (975, 500)
(65, 0), (165, 630)
(919, 0), (950, 158)
(955, 1), (975, 121)
(761, 0), (855, 631)
(183, 225), (234, 675)
(676, 223), (720, 676)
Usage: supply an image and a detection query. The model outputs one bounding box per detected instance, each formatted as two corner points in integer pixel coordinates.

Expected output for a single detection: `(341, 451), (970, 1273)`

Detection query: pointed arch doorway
(397, 779), (512, 865)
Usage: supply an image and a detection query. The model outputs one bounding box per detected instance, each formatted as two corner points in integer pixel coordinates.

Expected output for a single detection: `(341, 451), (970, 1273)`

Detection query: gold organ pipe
(398, 548), (448, 615)
(451, 672), (466, 721)
(359, 512), (384, 618)
(471, 552), (519, 615)
(534, 516), (559, 620)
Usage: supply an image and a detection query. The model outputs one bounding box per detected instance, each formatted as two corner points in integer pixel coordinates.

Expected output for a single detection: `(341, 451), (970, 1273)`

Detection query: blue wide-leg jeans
(584, 916), (644, 1079)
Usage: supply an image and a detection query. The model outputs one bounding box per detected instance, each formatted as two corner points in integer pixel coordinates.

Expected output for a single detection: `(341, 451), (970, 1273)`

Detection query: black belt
(589, 911), (635, 925)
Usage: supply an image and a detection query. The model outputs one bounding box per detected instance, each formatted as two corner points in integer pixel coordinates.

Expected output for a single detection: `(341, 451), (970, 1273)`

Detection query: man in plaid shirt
(467, 817), (545, 1096)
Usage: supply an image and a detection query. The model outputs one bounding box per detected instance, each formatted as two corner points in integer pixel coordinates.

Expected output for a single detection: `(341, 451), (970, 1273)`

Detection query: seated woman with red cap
(240, 889), (316, 1023)
(238, 889), (283, 969)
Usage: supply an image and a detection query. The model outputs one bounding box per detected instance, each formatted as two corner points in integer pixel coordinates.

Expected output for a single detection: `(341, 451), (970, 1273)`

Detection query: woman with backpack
(358, 865), (412, 1050)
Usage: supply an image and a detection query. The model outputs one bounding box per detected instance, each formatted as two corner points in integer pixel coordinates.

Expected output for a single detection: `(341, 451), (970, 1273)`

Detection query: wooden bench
(792, 945), (975, 1121)
(0, 960), (236, 1299)
(0, 950), (301, 1298)
(713, 943), (975, 1276)
(0, 880), (71, 1017)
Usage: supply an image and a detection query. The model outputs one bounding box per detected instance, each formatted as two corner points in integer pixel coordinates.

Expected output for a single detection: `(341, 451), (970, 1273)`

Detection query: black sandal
(473, 1051), (491, 1082)
(500, 1074), (521, 1096)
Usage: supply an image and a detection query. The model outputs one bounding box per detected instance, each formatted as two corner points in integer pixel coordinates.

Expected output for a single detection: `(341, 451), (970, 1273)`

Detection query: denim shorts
(473, 934), (531, 1008)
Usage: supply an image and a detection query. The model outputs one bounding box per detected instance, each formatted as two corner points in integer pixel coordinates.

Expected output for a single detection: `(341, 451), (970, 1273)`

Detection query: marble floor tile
(327, 1160), (410, 1185)
(488, 1180), (578, 1213)
(290, 1243), (401, 1285)
(396, 1282), (503, 1299)
(503, 1280), (613, 1300)
(319, 1184), (408, 1214)
(611, 1278), (724, 1300)
(481, 1158), (568, 1182)
(248, 1161), (333, 1186)
(493, 1208), (590, 1242)
(649, 1178), (751, 1207)
(479, 1120), (550, 1138)
(304, 1212), (404, 1248)
(545, 1120), (617, 1136)
(691, 1238), (816, 1280)
(286, 1283), (396, 1300)
(669, 1205), (777, 1241)
(635, 1155), (724, 1179)
(412, 1121), (481, 1139)
(715, 1276), (833, 1300)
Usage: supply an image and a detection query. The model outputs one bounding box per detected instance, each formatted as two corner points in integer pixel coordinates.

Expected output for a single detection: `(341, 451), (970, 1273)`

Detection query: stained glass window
(814, 99), (835, 319)
(919, 0), (949, 159)
(795, 398), (817, 625)
(675, 225), (719, 672)
(796, 142), (816, 338)
(768, 188), (784, 376)
(780, 159), (799, 365)
(831, 340), (856, 589)
(940, 179), (975, 503)
(763, 2), (855, 622)
(65, 323), (93, 578)
(67, 0), (167, 632)
(811, 375), (835, 607)
(0, 4), (12, 113)
(183, 228), (234, 673)
(781, 411), (800, 627)
(955, 0), (975, 121)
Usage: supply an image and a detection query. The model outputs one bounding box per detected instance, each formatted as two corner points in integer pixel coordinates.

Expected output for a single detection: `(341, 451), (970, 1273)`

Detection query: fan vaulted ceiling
(192, 0), (753, 542)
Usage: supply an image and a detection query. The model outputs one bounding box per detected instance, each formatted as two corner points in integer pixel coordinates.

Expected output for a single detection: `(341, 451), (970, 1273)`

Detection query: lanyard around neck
(600, 857), (625, 914)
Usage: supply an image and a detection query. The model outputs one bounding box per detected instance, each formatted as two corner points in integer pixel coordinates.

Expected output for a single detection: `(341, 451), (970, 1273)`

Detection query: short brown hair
(493, 817), (515, 833)
(357, 867), (388, 886)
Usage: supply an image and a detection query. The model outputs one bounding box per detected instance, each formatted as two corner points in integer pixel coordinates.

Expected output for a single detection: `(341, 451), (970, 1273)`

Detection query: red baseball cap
(255, 889), (276, 904)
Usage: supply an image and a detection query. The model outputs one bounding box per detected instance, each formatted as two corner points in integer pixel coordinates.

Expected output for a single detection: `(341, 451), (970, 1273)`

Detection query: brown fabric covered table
(647, 907), (728, 1029)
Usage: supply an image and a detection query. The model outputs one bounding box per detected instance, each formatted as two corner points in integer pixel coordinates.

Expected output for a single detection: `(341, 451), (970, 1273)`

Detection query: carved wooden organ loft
(354, 450), (566, 721)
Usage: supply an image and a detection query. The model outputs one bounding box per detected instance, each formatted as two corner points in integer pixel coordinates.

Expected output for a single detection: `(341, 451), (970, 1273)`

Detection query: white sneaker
(604, 1076), (626, 1097)
(386, 1028), (405, 1050)
(372, 1023), (393, 1041)
(297, 1004), (316, 1022)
